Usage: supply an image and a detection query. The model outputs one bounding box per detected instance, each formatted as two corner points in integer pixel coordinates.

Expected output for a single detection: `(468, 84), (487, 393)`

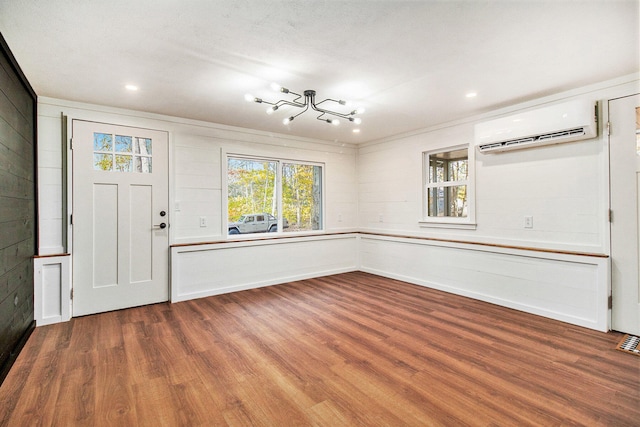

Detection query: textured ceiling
(1, 0), (638, 144)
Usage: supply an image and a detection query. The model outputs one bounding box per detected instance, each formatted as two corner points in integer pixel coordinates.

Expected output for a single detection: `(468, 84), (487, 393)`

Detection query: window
(93, 132), (152, 173)
(282, 162), (323, 232)
(422, 145), (475, 228)
(227, 156), (323, 236)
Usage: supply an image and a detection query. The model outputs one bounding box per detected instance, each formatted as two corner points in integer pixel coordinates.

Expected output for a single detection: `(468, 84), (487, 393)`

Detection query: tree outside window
(227, 156), (323, 235)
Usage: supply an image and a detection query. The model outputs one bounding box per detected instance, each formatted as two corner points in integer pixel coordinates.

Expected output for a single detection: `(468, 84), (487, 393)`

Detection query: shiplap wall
(34, 75), (638, 331)
(355, 77), (639, 332)
(37, 98), (359, 251)
(172, 132), (358, 244)
(0, 38), (36, 382)
(358, 98), (608, 253)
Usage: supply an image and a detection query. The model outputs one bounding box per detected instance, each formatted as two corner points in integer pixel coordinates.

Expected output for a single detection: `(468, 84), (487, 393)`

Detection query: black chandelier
(245, 85), (364, 126)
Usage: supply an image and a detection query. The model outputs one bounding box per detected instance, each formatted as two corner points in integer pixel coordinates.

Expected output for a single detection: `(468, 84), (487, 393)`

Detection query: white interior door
(610, 94), (640, 335)
(72, 120), (169, 316)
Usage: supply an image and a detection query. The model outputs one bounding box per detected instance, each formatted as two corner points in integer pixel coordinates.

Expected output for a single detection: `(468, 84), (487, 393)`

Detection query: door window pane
(135, 137), (152, 155)
(115, 135), (132, 153)
(94, 153), (113, 171)
(115, 155), (133, 172)
(93, 133), (112, 151)
(135, 157), (152, 173)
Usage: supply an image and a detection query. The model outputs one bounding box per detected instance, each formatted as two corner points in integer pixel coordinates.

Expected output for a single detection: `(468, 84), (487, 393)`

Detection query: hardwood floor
(1, 272), (638, 426)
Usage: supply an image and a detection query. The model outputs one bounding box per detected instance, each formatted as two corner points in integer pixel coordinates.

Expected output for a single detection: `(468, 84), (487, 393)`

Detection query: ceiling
(1, 1), (638, 144)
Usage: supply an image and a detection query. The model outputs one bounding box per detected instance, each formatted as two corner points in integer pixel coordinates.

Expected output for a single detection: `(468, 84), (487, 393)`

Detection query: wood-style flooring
(1, 272), (639, 426)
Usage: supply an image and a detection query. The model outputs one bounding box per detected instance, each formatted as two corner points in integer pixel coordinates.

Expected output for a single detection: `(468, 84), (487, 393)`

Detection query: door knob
(153, 223), (167, 229)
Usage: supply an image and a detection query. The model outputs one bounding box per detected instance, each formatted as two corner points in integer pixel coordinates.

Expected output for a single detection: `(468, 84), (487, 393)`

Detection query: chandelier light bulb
(353, 117), (362, 125)
(283, 117), (294, 125)
(331, 119), (340, 126)
(270, 82), (281, 91)
(266, 105), (278, 115)
(244, 93), (254, 102)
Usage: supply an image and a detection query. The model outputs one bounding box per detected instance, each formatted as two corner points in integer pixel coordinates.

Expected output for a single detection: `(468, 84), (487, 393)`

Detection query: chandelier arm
(311, 104), (352, 119)
(315, 98), (345, 107)
(289, 91), (306, 104)
(315, 112), (334, 124)
(276, 99), (307, 109)
(291, 104), (310, 119)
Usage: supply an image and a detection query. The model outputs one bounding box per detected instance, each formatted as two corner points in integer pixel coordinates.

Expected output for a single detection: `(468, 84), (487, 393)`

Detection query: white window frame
(420, 143), (476, 230)
(224, 153), (326, 237)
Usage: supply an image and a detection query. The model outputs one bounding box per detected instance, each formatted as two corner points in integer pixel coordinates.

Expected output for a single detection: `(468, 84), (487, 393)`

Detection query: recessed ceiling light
(466, 92), (477, 98)
(353, 129), (360, 133)
(125, 84), (139, 91)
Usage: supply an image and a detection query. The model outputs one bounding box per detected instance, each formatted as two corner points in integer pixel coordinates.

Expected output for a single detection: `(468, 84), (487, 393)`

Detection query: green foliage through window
(228, 156), (323, 234)
(228, 158), (277, 221)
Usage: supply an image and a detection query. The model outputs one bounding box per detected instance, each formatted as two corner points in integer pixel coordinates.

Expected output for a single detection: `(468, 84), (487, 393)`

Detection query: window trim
(420, 143), (476, 229)
(224, 152), (326, 238)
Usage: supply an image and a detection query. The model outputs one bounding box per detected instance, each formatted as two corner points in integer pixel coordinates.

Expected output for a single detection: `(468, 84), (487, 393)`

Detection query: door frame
(608, 93), (640, 334)
(65, 116), (173, 317)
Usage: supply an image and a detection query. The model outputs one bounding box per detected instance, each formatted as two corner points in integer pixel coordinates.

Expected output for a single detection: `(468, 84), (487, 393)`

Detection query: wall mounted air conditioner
(475, 99), (597, 153)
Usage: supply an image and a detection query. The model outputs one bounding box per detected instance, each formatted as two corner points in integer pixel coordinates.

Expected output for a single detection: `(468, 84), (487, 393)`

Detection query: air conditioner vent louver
(475, 100), (597, 153)
(538, 128), (585, 141)
(479, 127), (587, 152)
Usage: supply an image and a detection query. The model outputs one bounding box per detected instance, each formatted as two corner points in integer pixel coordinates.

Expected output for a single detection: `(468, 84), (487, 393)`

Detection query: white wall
(357, 79), (636, 253)
(37, 111), (66, 255)
(36, 97), (359, 251)
(171, 131), (358, 244)
(359, 118), (605, 252)
(34, 75), (639, 332)
(355, 75), (639, 331)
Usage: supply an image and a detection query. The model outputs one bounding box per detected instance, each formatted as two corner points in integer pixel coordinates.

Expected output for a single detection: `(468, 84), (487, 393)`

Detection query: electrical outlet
(200, 216), (207, 227)
(524, 215), (533, 228)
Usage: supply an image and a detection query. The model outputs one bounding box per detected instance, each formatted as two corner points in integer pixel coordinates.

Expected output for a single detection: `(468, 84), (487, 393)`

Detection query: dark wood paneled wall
(0, 33), (37, 385)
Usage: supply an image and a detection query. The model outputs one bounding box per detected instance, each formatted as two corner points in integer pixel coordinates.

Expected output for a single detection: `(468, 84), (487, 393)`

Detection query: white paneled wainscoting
(34, 254), (71, 326)
(358, 233), (610, 332)
(170, 234), (360, 302)
(169, 232), (610, 332)
(30, 234), (609, 330)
